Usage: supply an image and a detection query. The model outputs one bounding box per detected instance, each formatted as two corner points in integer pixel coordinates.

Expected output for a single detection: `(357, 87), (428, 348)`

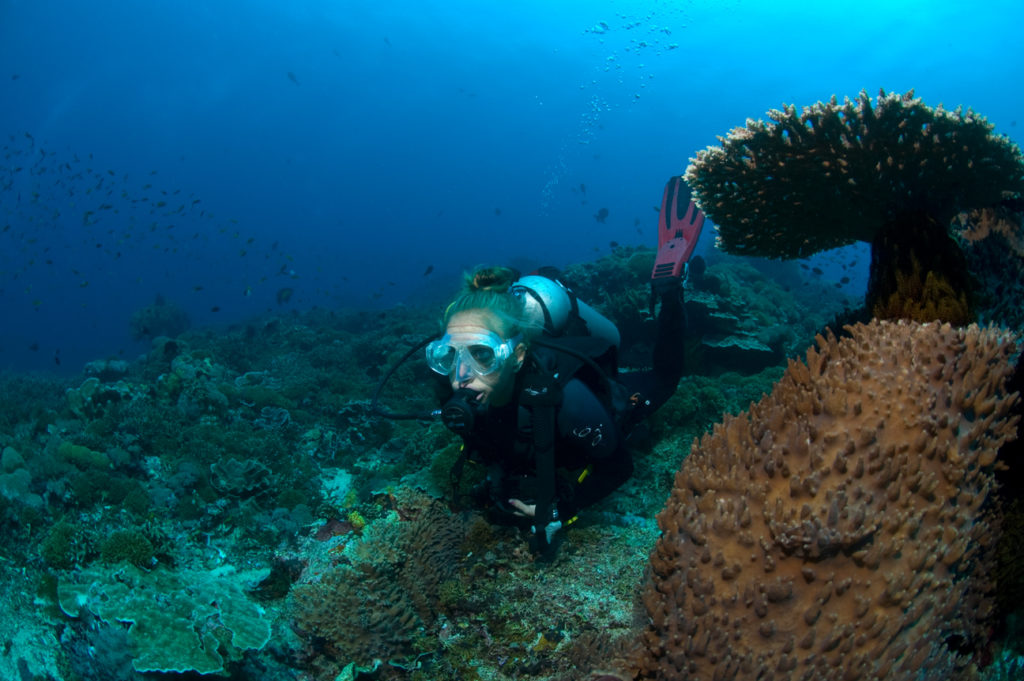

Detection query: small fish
(244, 286), (252, 297)
(423, 265), (434, 276)
(287, 71), (300, 85)
(494, 208), (502, 216)
(580, 183), (587, 193)
(594, 207), (609, 223)
(276, 287), (295, 304)
(609, 240), (619, 248)
(811, 267), (823, 275)
(210, 306), (221, 312)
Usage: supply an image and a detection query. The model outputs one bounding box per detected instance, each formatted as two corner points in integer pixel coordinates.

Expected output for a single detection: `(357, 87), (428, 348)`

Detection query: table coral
(685, 89), (1024, 324)
(631, 320), (1019, 681)
(58, 564), (272, 675)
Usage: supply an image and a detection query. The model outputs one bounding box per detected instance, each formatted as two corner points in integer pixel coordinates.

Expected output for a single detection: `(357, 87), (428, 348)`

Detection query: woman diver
(426, 265), (687, 559)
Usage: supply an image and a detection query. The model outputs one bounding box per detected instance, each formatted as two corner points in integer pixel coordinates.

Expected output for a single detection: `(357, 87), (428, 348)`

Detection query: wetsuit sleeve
(554, 379), (633, 517)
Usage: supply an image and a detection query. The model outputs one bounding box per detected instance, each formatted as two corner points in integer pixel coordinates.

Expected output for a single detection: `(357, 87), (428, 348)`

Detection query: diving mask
(426, 331), (522, 377)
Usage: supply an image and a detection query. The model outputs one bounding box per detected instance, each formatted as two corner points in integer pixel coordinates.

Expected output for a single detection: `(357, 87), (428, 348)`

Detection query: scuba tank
(511, 274), (620, 350)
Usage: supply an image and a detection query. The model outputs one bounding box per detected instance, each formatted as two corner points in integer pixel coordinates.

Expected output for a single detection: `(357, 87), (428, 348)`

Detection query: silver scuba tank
(511, 274), (620, 350)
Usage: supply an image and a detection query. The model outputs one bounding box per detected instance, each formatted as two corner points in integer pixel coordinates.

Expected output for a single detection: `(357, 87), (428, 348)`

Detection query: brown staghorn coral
(685, 89), (1024, 324)
(630, 319), (1020, 681)
(870, 261), (972, 325)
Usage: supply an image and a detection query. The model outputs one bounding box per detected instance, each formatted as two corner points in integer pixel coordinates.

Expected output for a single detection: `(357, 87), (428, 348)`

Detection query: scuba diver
(422, 177), (706, 560)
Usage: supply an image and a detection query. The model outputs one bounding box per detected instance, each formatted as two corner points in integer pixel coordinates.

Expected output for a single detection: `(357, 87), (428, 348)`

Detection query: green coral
(233, 384), (295, 410)
(58, 564), (271, 675)
(99, 529), (154, 566)
(40, 521), (88, 570)
(58, 441), (110, 470)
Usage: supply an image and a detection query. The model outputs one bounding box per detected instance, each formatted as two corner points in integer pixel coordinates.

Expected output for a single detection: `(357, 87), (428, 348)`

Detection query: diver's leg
(620, 282), (686, 416)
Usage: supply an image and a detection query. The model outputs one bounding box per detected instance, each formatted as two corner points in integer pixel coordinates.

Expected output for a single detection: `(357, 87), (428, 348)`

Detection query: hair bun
(468, 266), (520, 293)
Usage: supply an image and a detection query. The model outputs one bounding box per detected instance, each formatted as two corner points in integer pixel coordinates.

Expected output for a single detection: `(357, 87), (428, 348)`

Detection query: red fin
(652, 176), (706, 280)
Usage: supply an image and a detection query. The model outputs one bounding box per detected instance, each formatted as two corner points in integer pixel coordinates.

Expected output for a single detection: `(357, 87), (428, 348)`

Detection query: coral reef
(2, 299), (673, 680)
(632, 320), (1020, 680)
(4, 250), (1021, 680)
(686, 89), (1024, 324)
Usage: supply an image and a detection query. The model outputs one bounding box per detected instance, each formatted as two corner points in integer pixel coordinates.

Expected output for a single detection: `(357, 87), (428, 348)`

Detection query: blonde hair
(442, 266), (538, 338)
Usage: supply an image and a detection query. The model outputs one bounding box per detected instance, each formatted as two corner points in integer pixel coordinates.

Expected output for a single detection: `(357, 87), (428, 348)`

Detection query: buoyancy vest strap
(563, 290), (592, 338)
(532, 402), (557, 536)
(519, 371), (563, 558)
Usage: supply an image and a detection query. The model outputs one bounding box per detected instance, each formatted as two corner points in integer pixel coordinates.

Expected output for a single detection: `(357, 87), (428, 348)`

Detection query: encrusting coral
(630, 319), (1020, 681)
(685, 89), (1024, 324)
(953, 202), (1024, 331)
(956, 204), (1024, 258)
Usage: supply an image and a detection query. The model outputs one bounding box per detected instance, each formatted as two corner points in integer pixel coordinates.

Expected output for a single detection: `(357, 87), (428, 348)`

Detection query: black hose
(367, 334), (439, 421)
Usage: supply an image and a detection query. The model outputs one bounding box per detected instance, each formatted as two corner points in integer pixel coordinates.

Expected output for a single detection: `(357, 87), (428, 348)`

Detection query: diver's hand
(507, 499), (536, 517)
(510, 500), (565, 548)
(534, 520), (563, 545)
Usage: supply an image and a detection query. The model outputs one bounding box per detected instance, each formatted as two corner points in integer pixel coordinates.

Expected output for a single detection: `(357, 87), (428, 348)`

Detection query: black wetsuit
(459, 288), (686, 522)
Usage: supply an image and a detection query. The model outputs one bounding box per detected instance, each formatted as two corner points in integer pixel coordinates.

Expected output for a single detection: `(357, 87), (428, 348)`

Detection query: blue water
(2, 0), (1022, 373)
